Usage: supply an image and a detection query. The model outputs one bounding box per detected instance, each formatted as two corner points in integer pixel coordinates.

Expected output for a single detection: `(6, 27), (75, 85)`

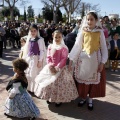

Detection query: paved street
(0, 48), (120, 120)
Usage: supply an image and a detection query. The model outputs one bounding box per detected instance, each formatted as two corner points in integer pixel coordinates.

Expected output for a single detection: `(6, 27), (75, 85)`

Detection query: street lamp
(0, 0), (4, 7)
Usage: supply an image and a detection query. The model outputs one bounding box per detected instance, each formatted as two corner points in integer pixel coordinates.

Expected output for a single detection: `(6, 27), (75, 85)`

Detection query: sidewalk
(0, 48), (57, 120)
(0, 48), (120, 120)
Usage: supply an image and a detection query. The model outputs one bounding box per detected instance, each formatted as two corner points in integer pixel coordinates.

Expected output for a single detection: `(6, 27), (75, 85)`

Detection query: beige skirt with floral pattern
(34, 66), (78, 103)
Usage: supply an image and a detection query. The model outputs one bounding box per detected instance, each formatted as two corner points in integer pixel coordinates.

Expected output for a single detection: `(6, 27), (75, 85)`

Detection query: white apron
(74, 51), (101, 85)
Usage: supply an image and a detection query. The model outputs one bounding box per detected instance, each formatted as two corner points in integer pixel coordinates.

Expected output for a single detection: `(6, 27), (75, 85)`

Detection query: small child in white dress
(19, 36), (27, 58)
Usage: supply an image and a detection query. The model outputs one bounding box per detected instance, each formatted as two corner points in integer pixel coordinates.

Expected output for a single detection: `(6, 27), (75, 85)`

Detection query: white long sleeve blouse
(69, 29), (108, 64)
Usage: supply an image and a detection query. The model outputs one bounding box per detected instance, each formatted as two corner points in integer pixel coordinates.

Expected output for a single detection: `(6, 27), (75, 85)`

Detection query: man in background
(0, 24), (6, 58)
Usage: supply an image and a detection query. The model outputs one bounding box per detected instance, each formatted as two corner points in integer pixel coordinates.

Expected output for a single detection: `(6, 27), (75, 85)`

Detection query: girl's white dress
(25, 37), (46, 92)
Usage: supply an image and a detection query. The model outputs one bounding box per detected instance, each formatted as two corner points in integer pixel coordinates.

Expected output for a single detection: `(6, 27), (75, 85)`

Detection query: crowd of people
(0, 15), (120, 70)
(0, 19), (81, 51)
(0, 11), (120, 120)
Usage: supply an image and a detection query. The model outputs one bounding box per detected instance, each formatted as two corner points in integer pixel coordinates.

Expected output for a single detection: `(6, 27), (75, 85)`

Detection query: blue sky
(83, 0), (120, 16)
(16, 0), (120, 16)
(16, 0), (44, 15)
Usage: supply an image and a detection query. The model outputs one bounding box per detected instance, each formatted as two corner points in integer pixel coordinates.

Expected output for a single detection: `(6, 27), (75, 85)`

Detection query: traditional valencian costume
(69, 11), (108, 110)
(5, 78), (40, 118)
(23, 25), (46, 92)
(34, 36), (78, 105)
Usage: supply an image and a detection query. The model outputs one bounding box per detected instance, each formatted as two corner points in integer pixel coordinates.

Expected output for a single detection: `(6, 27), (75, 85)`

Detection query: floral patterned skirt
(34, 66), (78, 103)
(5, 91), (40, 118)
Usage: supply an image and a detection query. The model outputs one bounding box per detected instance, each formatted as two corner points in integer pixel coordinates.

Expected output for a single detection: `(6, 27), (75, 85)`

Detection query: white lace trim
(74, 51), (101, 85)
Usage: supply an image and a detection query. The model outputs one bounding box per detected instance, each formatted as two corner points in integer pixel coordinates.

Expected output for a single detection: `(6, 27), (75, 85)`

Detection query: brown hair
(29, 24), (38, 31)
(52, 30), (62, 37)
(20, 38), (26, 43)
(111, 18), (118, 23)
(87, 12), (98, 20)
(12, 58), (28, 83)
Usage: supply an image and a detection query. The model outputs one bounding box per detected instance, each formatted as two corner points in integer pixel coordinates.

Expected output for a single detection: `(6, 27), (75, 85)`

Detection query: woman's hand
(97, 63), (104, 73)
(37, 61), (42, 68)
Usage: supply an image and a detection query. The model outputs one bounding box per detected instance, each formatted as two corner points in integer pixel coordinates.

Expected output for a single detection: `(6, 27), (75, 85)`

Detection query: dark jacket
(110, 39), (120, 51)
(64, 33), (77, 52)
(6, 79), (28, 91)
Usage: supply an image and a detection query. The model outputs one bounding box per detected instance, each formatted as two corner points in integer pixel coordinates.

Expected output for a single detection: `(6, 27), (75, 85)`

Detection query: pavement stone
(0, 48), (57, 120)
(0, 48), (120, 120)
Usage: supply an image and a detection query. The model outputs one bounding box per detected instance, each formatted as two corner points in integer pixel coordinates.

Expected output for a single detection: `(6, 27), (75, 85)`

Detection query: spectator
(0, 24), (6, 58)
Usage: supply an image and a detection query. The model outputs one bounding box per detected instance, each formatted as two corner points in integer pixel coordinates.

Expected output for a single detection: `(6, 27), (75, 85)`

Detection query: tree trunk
(55, 10), (57, 24)
(81, 3), (85, 18)
(24, 11), (26, 21)
(66, 11), (69, 23)
(69, 12), (71, 23)
(53, 7), (58, 24)
(10, 8), (14, 21)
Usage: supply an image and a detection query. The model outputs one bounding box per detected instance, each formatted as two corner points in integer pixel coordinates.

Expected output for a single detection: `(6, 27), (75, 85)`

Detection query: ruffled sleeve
(9, 83), (21, 98)
(56, 47), (68, 71)
(37, 37), (46, 61)
(46, 45), (53, 65)
(100, 30), (108, 64)
(69, 31), (84, 62)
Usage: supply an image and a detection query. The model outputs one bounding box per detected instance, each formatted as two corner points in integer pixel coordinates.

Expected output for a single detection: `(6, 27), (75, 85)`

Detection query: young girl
(34, 30), (78, 107)
(5, 58), (40, 120)
(69, 11), (108, 110)
(19, 36), (27, 58)
(109, 32), (120, 72)
(24, 24), (46, 92)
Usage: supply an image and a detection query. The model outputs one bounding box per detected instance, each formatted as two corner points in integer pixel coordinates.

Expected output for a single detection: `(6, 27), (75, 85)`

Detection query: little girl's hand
(37, 61), (42, 68)
(9, 97), (13, 99)
(49, 65), (54, 69)
(49, 66), (57, 74)
(97, 63), (104, 73)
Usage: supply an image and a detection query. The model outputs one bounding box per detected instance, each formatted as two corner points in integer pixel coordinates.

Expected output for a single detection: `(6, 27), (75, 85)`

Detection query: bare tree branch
(91, 4), (100, 12)
(4, 0), (12, 7)
(41, 0), (81, 22)
(75, 2), (101, 16)
(62, 0), (81, 22)
(19, 0), (29, 6)
(41, 0), (69, 9)
(71, 0), (81, 14)
(5, 0), (27, 7)
(4, 0), (29, 20)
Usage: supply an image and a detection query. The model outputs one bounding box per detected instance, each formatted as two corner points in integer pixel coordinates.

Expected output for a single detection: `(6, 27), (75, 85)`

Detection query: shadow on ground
(2, 48), (20, 61)
(0, 48), (19, 82)
(48, 99), (120, 120)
